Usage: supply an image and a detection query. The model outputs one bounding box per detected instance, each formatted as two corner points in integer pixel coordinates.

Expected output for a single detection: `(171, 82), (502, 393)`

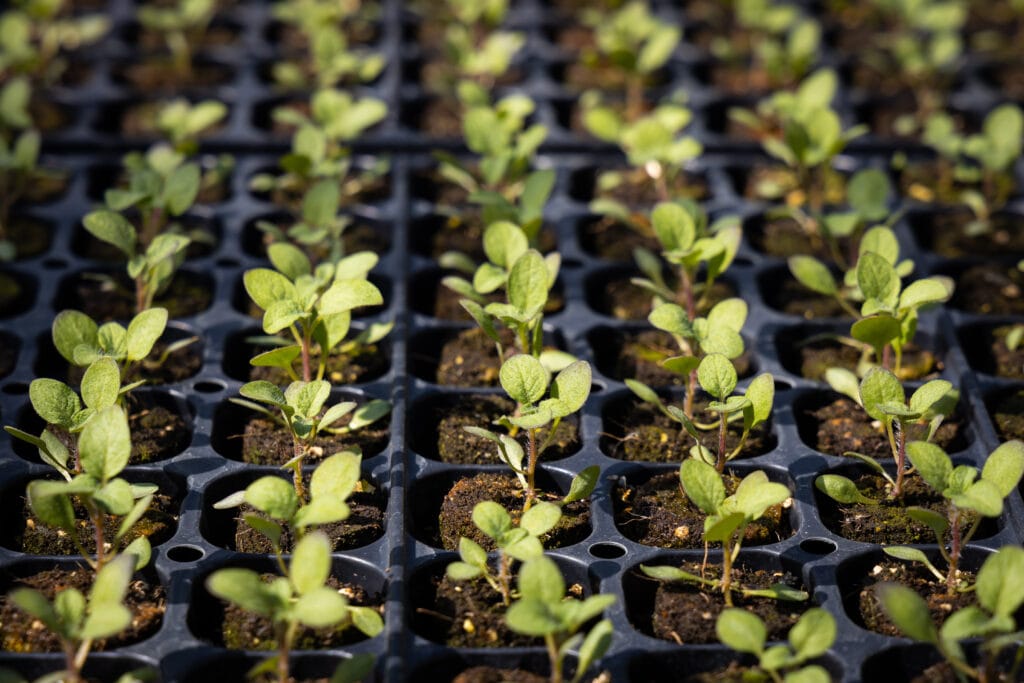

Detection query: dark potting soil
(116, 60), (234, 91)
(71, 272), (213, 321)
(430, 394), (580, 464)
(989, 325), (1024, 379)
(65, 338), (203, 386)
(128, 401), (191, 463)
(248, 343), (388, 386)
(610, 329), (754, 387)
(239, 412), (389, 465)
(856, 560), (976, 637)
(437, 472), (590, 551)
(919, 211), (1024, 258)
(452, 668), (547, 683)
(992, 389), (1024, 441)
(951, 263), (1024, 316)
(766, 276), (850, 319)
(595, 277), (735, 321)
(742, 166), (846, 209)
(649, 563), (806, 644)
(794, 340), (940, 381)
(221, 576), (377, 649)
(0, 566), (165, 652)
(15, 492), (177, 556)
(614, 470), (790, 548)
(234, 492), (385, 553)
(603, 396), (774, 463)
(435, 327), (507, 387)
(420, 573), (540, 649)
(588, 167), (710, 206)
(578, 216), (660, 261)
(806, 396), (965, 459)
(5, 216), (53, 260)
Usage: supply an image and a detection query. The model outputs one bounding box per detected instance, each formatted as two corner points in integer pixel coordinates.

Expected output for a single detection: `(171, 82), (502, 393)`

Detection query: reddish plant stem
(721, 540), (734, 607)
(524, 428), (538, 512)
(717, 413), (728, 472)
(948, 506), (962, 595)
(893, 422), (907, 499)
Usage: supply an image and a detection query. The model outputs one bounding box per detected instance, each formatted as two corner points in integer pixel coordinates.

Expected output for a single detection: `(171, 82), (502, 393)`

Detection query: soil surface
(239, 411), (389, 465)
(766, 277), (849, 319)
(595, 276), (734, 321)
(437, 473), (590, 551)
(233, 491), (384, 553)
(614, 470), (789, 548)
(65, 339), (203, 386)
(15, 492), (177, 556)
(917, 211), (1024, 258)
(951, 263), (1024, 315)
(649, 562), (806, 644)
(419, 572), (541, 648)
(587, 167), (710, 206)
(435, 327), (514, 387)
(70, 272), (212, 321)
(0, 566), (165, 652)
(991, 389), (1024, 441)
(248, 343), (388, 386)
(794, 340), (940, 381)
(453, 668), (547, 683)
(856, 560), (975, 636)
(988, 325), (1024, 379)
(427, 394), (580, 464)
(607, 329), (753, 386)
(578, 216), (661, 261)
(220, 576), (377, 649)
(128, 400), (191, 463)
(804, 396), (965, 458)
(602, 396), (774, 462)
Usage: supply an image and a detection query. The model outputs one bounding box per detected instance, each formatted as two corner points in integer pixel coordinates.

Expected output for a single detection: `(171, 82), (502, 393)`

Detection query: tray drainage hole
(166, 545), (204, 562)
(42, 258), (67, 270)
(799, 538), (837, 556)
(194, 380), (226, 393)
(588, 542), (626, 559)
(2, 382), (29, 395)
(216, 257), (241, 268)
(773, 379), (794, 392)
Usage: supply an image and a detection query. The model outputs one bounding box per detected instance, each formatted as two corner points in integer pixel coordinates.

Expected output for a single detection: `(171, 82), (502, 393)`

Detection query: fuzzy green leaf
(680, 459), (725, 515)
(899, 277), (953, 311)
(500, 354), (549, 406)
(648, 303), (694, 338)
(716, 608), (765, 655)
(507, 250), (549, 317)
(239, 380), (288, 408)
(83, 210), (136, 258)
(789, 608), (836, 660)
(473, 501), (511, 540)
(906, 441), (952, 493)
(875, 583), (939, 644)
(857, 251), (899, 309)
(982, 441), (1024, 499)
(564, 466), (599, 504)
(291, 531), (332, 595)
(976, 546), (1024, 618)
(319, 279), (383, 315)
(521, 501), (561, 537)
(294, 585), (349, 628)
(310, 450), (361, 502)
(652, 202), (695, 253)
(245, 476), (298, 520)
(244, 268), (296, 311)
(697, 354), (737, 401)
(814, 475), (877, 505)
(29, 378), (81, 427)
(206, 569), (281, 617)
(518, 556), (564, 605)
(788, 256), (837, 296)
(78, 405), (131, 482)
(859, 367), (904, 422)
(52, 310), (99, 365)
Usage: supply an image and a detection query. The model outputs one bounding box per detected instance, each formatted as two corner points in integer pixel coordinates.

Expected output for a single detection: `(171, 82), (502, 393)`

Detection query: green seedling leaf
(680, 459), (726, 515)
(29, 378), (81, 427)
(310, 450), (361, 502)
(640, 564), (705, 583)
(876, 582), (939, 644)
(697, 353), (737, 401)
(950, 480), (1004, 517)
(83, 210), (136, 258)
(244, 268), (296, 311)
(716, 608), (765, 655)
(483, 221), (529, 270)
(473, 500), (512, 540)
(320, 279), (383, 315)
(859, 367), (904, 422)
(268, 243), (312, 282)
(250, 345), (302, 370)
(81, 357), (120, 410)
(733, 473), (790, 520)
(245, 476), (298, 520)
(330, 654), (375, 683)
(52, 310), (99, 365)
(78, 405), (131, 482)
(899, 277), (953, 311)
(851, 315), (901, 358)
(982, 440), (1024, 498)
(548, 360), (591, 417)
(291, 532), (332, 595)
(906, 507), (950, 540)
(908, 381), (953, 415)
(905, 441), (952, 492)
(707, 298), (748, 333)
(576, 619), (614, 683)
(500, 354), (549, 406)
(815, 474), (878, 505)
(848, 169), (891, 221)
(564, 465), (599, 504)
(125, 308), (168, 362)
(743, 374), (775, 428)
(788, 256), (837, 296)
(518, 556), (565, 605)
(294, 585), (349, 628)
(652, 201), (696, 252)
(648, 303), (693, 337)
(857, 251), (899, 309)
(239, 381), (288, 408)
(825, 367), (860, 404)
(206, 568), (282, 617)
(976, 546), (1024, 618)
(790, 608), (836, 660)
(520, 501), (562, 537)
(507, 250), (549, 317)
(27, 480), (75, 532)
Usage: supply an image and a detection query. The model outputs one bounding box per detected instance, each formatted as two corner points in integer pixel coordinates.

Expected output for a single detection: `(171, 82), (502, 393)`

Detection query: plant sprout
(716, 607), (836, 683)
(136, 0), (216, 81)
(257, 179), (361, 267)
(713, 0), (821, 89)
(0, 1), (109, 85)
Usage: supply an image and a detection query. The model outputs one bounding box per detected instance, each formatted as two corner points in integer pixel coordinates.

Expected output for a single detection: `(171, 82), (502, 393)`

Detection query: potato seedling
(466, 355), (597, 512)
(876, 545), (1024, 682)
(206, 531), (383, 683)
(583, 98), (702, 209)
(51, 307), (196, 381)
(642, 461), (801, 607)
(154, 98), (234, 202)
(243, 243), (390, 382)
(214, 450), (363, 566)
(713, 0), (821, 89)
(231, 380), (388, 501)
(7, 554), (141, 683)
(251, 89), (387, 203)
(729, 67), (837, 142)
(0, 1), (109, 85)
(883, 440), (1024, 594)
(817, 366), (957, 499)
(257, 178), (360, 267)
(6, 402), (155, 571)
(505, 556), (615, 683)
(716, 607), (836, 683)
(422, 0), (523, 93)
(82, 209), (191, 315)
(644, 297), (748, 419)
(446, 499), (562, 606)
(628, 353), (774, 472)
(136, 0), (215, 82)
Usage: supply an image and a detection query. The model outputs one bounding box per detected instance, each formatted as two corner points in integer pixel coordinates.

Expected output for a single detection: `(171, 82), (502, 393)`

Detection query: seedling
(0, 1), (109, 85)
(729, 68), (838, 143)
(575, 1), (680, 120)
(642, 460), (801, 607)
(582, 101), (704, 208)
(6, 402), (154, 571)
(231, 379), (388, 501)
(816, 366), (958, 499)
(136, 0), (216, 81)
(51, 307), (196, 381)
(422, 0), (524, 93)
(257, 179), (359, 267)
(446, 499), (562, 606)
(0, 116), (52, 261)
(505, 556), (615, 683)
(628, 354), (774, 472)
(206, 531), (383, 683)
(644, 297), (748, 419)
(250, 89), (387, 204)
(82, 209), (191, 315)
(712, 0), (821, 89)
(243, 244), (390, 382)
(466, 355), (597, 512)
(214, 450), (364, 567)
(7, 553), (140, 683)
(883, 440), (1024, 594)
(788, 224), (911, 318)
(629, 201), (741, 318)
(877, 545), (1024, 682)
(716, 607), (836, 683)
(155, 98), (227, 155)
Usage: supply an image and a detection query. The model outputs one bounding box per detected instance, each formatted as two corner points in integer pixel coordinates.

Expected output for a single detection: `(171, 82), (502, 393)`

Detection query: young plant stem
(498, 554), (512, 607)
(716, 411), (728, 472)
(889, 421), (906, 500)
(626, 73), (643, 123)
(277, 620), (298, 683)
(684, 370), (697, 420)
(947, 505), (961, 595)
(721, 539), (735, 607)
(87, 500), (106, 569)
(524, 428), (538, 512)
(135, 275), (149, 316)
(291, 439), (308, 503)
(545, 633), (563, 683)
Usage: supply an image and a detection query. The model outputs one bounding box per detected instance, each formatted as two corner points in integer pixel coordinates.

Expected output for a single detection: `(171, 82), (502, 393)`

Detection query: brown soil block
(578, 216), (661, 261)
(588, 168), (710, 206)
(614, 470), (789, 548)
(766, 276), (849, 319)
(649, 562), (806, 644)
(221, 576), (377, 649)
(817, 472), (957, 545)
(127, 400), (191, 463)
(917, 211), (1024, 258)
(856, 560), (975, 637)
(745, 215), (856, 263)
(117, 60), (234, 91)
(0, 566), (165, 652)
(951, 263), (1024, 315)
(991, 389), (1024, 441)
(804, 396), (965, 459)
(239, 412), (389, 465)
(428, 394), (579, 464)
(234, 491), (384, 553)
(70, 272), (212, 321)
(602, 396), (774, 462)
(609, 329), (753, 387)
(435, 327), (511, 387)
(248, 344), (388, 386)
(421, 573), (541, 649)
(15, 492), (177, 556)
(437, 472), (590, 551)
(595, 276), (735, 321)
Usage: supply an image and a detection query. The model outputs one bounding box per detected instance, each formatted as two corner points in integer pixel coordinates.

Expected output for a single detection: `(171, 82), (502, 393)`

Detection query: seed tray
(3, 0), (1024, 680)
